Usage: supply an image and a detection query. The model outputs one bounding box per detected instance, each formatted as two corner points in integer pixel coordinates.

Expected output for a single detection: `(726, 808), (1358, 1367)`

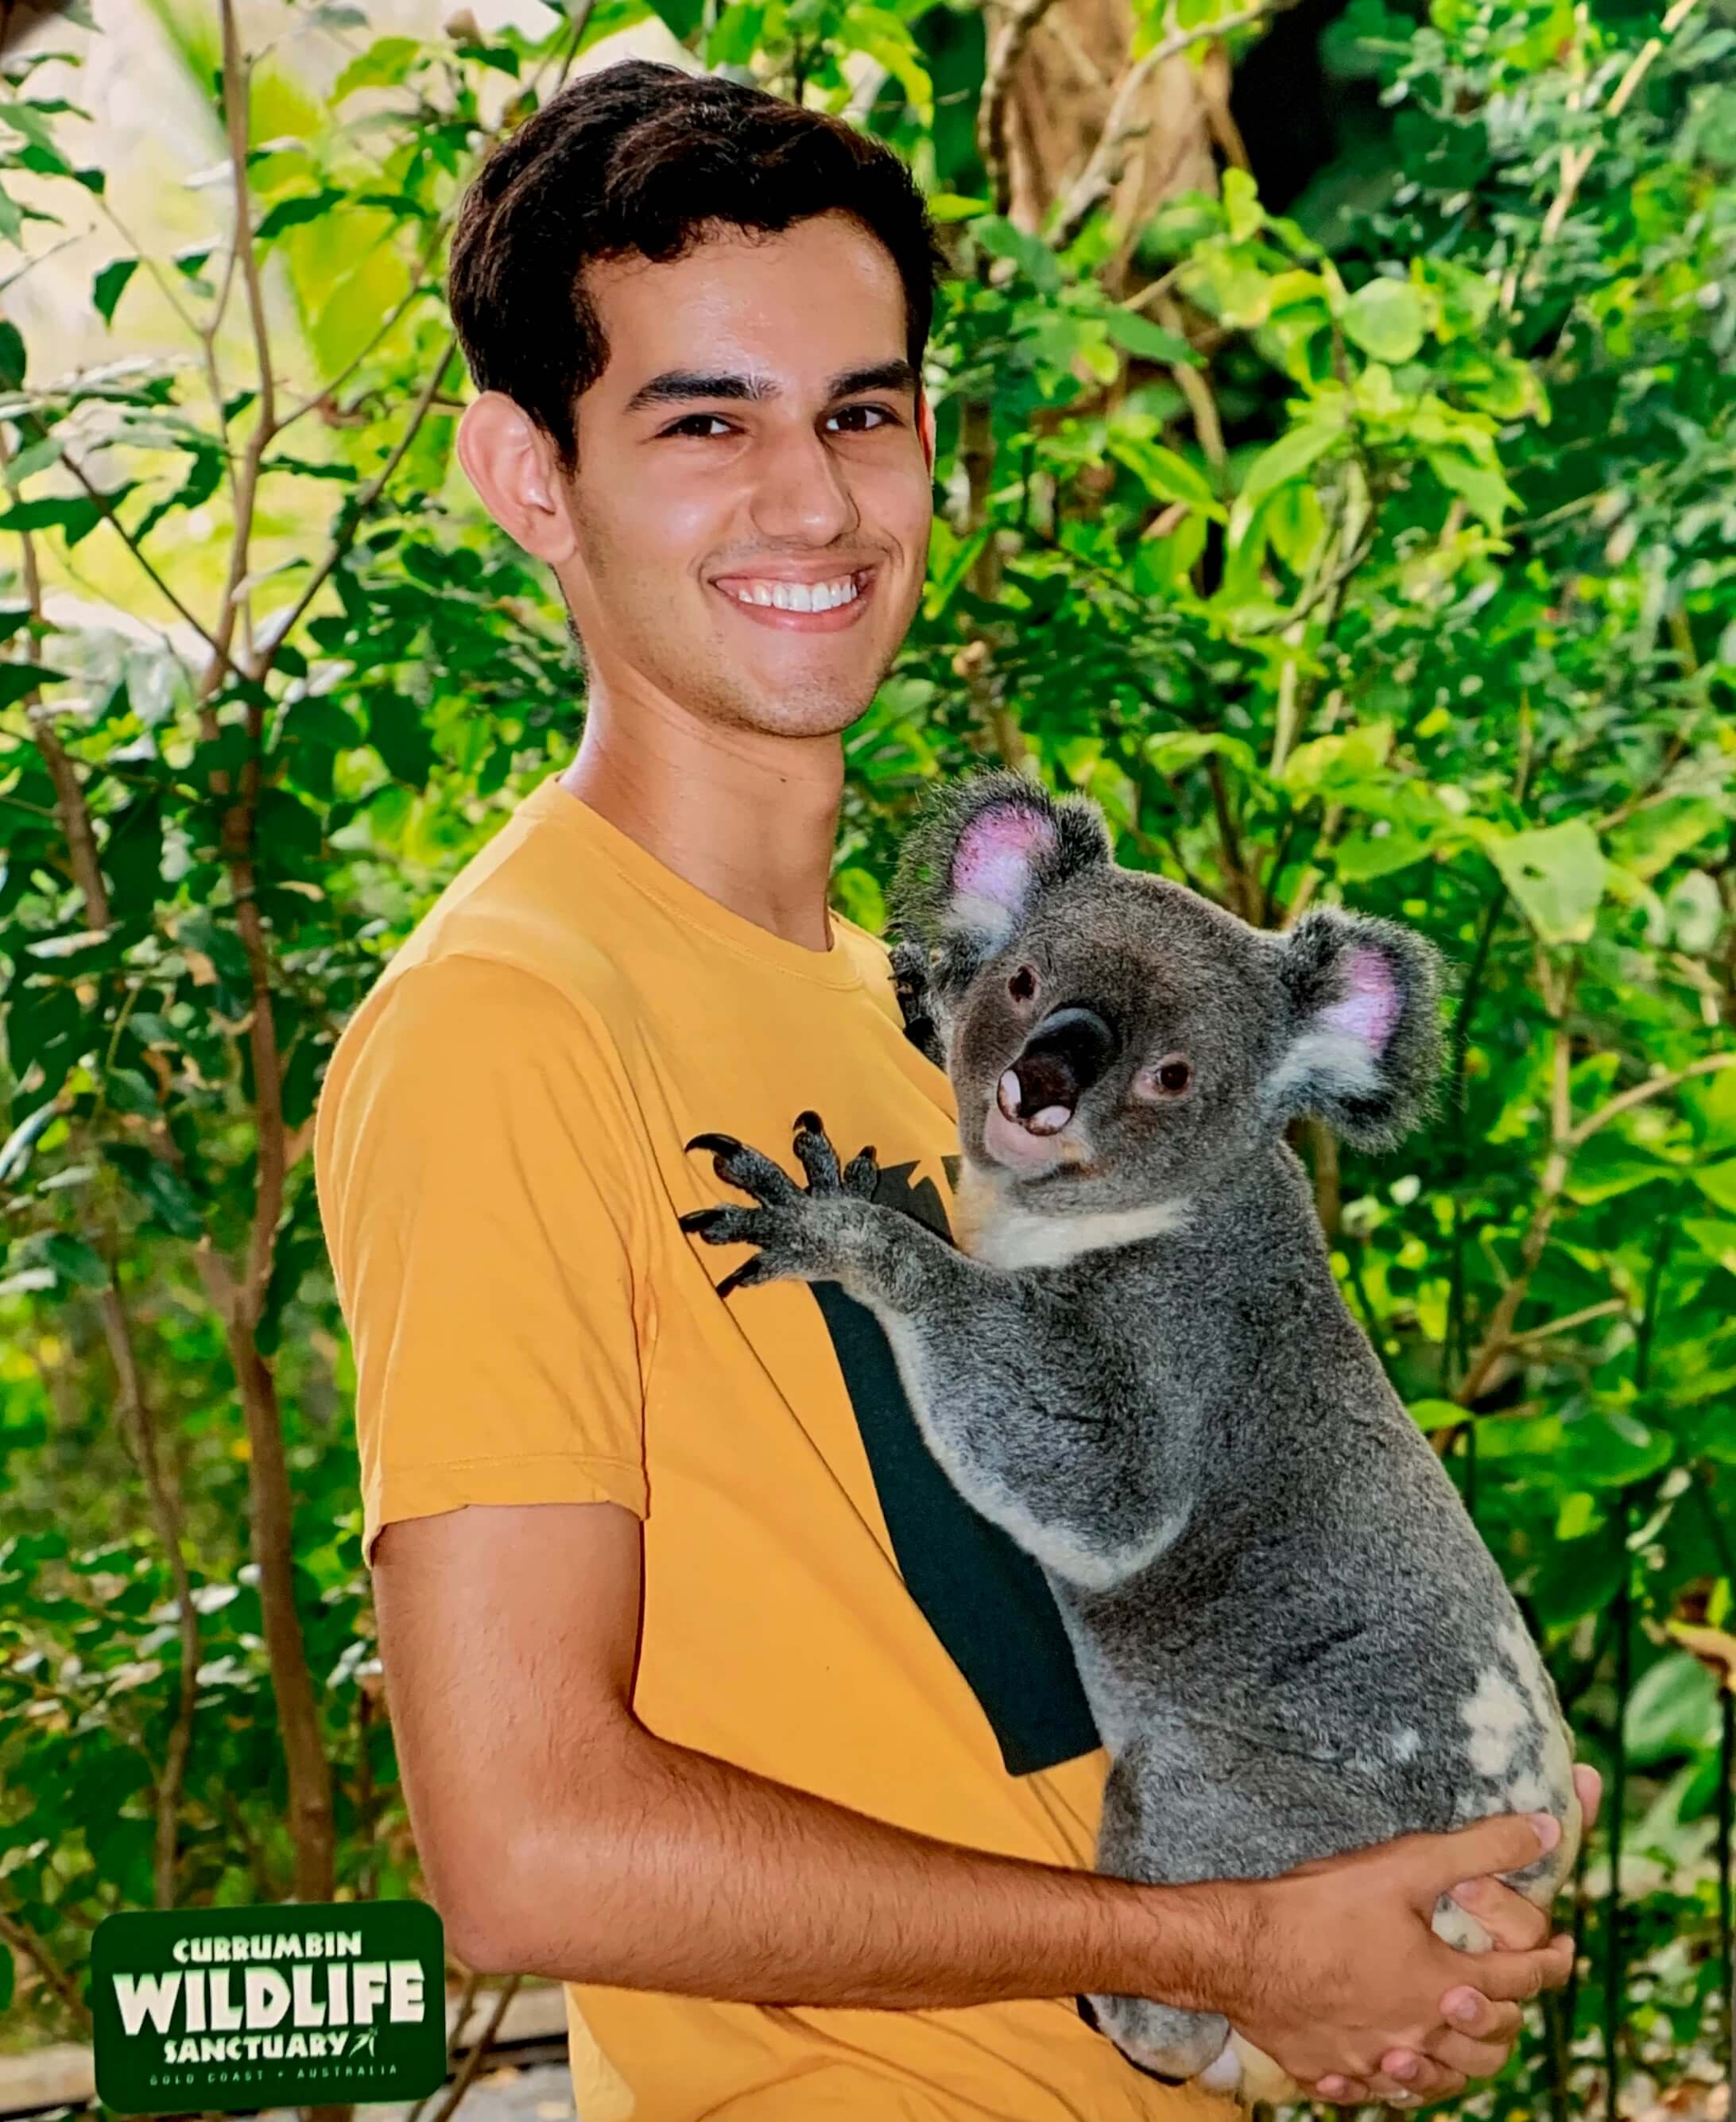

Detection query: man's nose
(748, 424), (860, 544)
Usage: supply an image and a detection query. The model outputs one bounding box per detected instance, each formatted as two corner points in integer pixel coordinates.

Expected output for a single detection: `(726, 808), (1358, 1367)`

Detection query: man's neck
(557, 690), (845, 954)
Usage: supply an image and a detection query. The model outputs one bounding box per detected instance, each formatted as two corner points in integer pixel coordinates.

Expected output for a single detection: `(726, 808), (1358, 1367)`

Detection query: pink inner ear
(1323, 947), (1401, 1053)
(952, 803), (1056, 912)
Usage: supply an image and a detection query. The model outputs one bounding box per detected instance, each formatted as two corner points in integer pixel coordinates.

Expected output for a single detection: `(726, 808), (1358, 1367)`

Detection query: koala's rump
(1047, 1448), (1575, 1903)
(1062, 1524), (1580, 2108)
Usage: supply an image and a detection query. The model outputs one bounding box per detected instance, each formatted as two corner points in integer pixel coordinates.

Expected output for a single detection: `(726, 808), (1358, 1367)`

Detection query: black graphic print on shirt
(806, 1152), (1102, 1779)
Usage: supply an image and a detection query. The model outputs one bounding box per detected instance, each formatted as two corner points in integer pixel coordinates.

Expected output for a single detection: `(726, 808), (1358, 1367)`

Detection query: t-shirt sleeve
(314, 953), (655, 1566)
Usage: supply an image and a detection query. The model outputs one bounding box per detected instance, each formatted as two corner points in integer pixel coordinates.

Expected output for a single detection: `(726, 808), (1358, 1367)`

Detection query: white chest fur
(951, 1159), (1192, 1269)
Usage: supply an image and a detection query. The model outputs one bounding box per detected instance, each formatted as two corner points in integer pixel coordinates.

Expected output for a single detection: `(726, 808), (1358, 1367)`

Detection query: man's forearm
(479, 1722), (1227, 2012)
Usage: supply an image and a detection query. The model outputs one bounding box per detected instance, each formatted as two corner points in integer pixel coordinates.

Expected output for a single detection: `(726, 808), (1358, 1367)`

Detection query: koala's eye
(1008, 965), (1039, 1004)
(1154, 1056), (1192, 1096)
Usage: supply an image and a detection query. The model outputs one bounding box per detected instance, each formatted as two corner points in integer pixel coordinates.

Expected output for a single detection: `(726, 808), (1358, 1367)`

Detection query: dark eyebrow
(622, 358), (917, 415)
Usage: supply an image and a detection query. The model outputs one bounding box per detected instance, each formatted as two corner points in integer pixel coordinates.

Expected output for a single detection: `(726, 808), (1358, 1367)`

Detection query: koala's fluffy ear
(887, 769), (1112, 998)
(1265, 909), (1446, 1149)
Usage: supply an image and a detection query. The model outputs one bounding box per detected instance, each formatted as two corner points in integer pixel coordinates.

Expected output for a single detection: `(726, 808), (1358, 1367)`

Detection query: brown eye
(1009, 965), (1038, 1003)
(1155, 1057), (1192, 1095)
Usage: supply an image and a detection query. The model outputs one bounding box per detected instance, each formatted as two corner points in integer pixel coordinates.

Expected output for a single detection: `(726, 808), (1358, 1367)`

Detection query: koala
(680, 768), (1580, 2104)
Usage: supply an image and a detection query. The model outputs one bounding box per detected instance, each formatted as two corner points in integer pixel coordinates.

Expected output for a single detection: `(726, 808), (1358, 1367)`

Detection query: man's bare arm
(371, 1497), (1571, 2101)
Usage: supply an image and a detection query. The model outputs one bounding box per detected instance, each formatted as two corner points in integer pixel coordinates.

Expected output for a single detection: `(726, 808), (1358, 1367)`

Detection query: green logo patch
(91, 1901), (447, 2113)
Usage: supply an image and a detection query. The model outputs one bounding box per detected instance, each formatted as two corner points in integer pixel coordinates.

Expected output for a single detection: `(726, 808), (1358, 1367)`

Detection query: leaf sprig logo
(91, 1903), (447, 2114)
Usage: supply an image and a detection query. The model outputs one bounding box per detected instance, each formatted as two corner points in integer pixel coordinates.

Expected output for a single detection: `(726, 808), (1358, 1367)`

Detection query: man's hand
(1194, 1764), (1598, 2107)
(1327, 1762), (1602, 2109)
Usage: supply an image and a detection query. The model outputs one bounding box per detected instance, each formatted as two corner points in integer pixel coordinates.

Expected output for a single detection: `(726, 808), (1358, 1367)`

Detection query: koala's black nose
(1000, 1006), (1119, 1129)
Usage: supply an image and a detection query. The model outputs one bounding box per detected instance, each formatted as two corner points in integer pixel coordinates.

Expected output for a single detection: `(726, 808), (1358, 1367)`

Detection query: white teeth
(725, 574), (860, 611)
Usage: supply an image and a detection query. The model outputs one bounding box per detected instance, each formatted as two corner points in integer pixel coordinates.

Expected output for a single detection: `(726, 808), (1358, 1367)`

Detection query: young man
(313, 58), (1595, 2122)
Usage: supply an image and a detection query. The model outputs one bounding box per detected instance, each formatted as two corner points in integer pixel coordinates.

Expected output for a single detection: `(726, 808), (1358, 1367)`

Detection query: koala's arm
(687, 1127), (1176, 1582)
(832, 1219), (1177, 1584)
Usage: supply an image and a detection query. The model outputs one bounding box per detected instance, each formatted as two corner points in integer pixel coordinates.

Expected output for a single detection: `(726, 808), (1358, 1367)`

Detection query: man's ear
(1264, 908), (1446, 1150)
(917, 385), (936, 478)
(887, 769), (1112, 999)
(455, 391), (578, 564)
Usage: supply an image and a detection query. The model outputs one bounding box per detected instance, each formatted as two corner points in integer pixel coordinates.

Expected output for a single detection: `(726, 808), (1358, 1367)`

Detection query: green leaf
(1144, 729), (1258, 778)
(0, 319), (23, 389)
(41, 1233), (110, 1291)
(925, 193), (989, 223)
(1342, 277), (1428, 363)
(1232, 410), (1346, 528)
(1265, 480), (1326, 573)
(1409, 1398), (1463, 1432)
(1423, 445), (1517, 530)
(1625, 1652), (1721, 1766)
(1222, 167), (1264, 244)
(254, 188), (344, 242)
(844, 7), (934, 132)
(331, 36), (424, 100)
(1564, 1133), (1673, 1205)
(92, 256), (137, 326)
(0, 661), (67, 706)
(0, 495), (103, 542)
(1681, 1218), (1736, 1275)
(973, 215), (1062, 294)
(1486, 821), (1607, 943)
(1693, 1161), (1736, 1214)
(831, 864), (885, 933)
(643, 0), (704, 37)
(1560, 1409), (1672, 1489)
(705, 2), (764, 63)
(1606, 796), (1726, 881)
(1415, 257), (1497, 340)
(132, 447), (224, 546)
(366, 690), (435, 785)
(101, 1144), (204, 1241)
(1105, 435), (1223, 517)
(1281, 722), (1393, 795)
(1102, 308), (1197, 366)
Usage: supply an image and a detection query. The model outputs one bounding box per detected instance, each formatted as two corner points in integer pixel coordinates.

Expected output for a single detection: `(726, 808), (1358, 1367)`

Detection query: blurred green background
(3, 0), (1736, 2115)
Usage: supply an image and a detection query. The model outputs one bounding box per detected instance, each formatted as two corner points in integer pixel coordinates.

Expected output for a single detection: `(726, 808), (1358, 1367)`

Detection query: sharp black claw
(685, 1132), (742, 1157)
(677, 1208), (726, 1233)
(714, 1258), (763, 1300)
(794, 1109), (823, 1135)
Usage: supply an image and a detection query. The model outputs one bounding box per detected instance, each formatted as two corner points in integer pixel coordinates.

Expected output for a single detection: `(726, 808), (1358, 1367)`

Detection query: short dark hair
(448, 59), (948, 470)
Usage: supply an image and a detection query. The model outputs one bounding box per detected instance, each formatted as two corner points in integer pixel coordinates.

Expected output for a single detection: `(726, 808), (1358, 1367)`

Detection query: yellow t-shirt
(314, 773), (1232, 2122)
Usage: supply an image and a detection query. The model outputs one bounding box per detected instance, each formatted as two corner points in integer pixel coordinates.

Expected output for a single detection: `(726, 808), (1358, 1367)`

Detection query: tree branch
(257, 338), (457, 677)
(0, 1903), (91, 2034)
(6, 410), (229, 662)
(1051, 0), (1302, 251)
(1569, 1051), (1736, 1149)
(978, 0), (1065, 219)
(201, 0), (280, 705)
(273, 219), (448, 436)
(1508, 0), (1703, 314)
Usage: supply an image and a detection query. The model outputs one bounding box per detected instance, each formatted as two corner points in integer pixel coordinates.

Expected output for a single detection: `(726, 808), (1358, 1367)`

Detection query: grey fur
(684, 769), (1579, 2102)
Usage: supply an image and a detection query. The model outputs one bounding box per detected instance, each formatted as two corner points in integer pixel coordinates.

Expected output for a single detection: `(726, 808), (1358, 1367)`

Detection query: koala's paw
(888, 936), (945, 1068)
(679, 1113), (882, 1298)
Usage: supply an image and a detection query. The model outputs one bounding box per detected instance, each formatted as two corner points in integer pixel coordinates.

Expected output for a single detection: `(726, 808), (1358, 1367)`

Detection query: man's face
(553, 211), (935, 738)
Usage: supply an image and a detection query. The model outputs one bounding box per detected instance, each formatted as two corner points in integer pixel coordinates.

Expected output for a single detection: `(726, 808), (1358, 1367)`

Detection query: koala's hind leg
(1081, 1729), (1396, 2105)
(1081, 1992), (1230, 2089)
(1080, 1737), (1236, 2089)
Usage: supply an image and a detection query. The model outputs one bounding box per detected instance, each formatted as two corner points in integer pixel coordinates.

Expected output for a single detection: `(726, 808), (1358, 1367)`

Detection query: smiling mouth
(710, 566), (878, 631)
